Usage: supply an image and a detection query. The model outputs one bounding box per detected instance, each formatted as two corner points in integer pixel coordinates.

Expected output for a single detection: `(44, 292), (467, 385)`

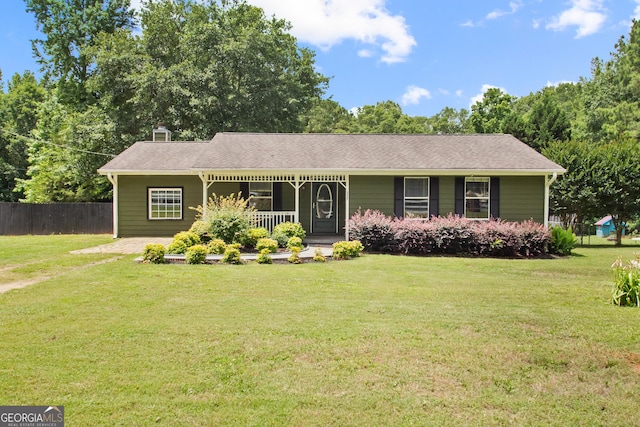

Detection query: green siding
(438, 176), (456, 216)
(281, 184), (295, 211)
(210, 182), (241, 198)
(118, 175), (202, 237)
(499, 176), (545, 223)
(349, 176), (395, 216)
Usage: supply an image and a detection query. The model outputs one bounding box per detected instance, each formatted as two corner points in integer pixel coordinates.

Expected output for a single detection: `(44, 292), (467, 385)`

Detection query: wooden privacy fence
(0, 202), (113, 235)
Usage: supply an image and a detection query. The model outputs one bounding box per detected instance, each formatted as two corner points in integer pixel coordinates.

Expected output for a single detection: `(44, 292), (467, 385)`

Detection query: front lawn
(0, 236), (639, 425)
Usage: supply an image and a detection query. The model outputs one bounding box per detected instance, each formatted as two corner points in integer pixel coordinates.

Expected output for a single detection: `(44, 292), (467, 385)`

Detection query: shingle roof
(98, 133), (565, 174)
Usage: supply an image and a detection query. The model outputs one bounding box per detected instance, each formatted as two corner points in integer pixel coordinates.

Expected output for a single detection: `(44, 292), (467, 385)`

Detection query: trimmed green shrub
(167, 231), (201, 254)
(332, 240), (364, 260)
(257, 248), (273, 264)
(142, 243), (166, 264)
(185, 244), (208, 264)
(550, 226), (577, 256)
(611, 256), (640, 307)
(239, 227), (269, 248)
(256, 238), (278, 253)
(313, 247), (326, 263)
(272, 222), (306, 247)
(222, 243), (243, 265)
(286, 236), (304, 250)
(191, 194), (255, 244)
(207, 238), (227, 255)
(288, 246), (302, 264)
(188, 220), (212, 243)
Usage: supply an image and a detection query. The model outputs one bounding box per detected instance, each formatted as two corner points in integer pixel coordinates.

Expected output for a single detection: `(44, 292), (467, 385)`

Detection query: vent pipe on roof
(152, 123), (171, 142)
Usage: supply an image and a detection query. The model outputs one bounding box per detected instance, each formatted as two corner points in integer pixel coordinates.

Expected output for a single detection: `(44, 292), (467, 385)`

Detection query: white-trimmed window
(404, 177), (429, 219)
(148, 188), (183, 220)
(465, 177), (490, 220)
(249, 182), (273, 211)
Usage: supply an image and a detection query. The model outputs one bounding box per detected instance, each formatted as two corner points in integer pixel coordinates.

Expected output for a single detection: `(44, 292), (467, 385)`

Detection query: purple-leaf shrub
(348, 210), (550, 258)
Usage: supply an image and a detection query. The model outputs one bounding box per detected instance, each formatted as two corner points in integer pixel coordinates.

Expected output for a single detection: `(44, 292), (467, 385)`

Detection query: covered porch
(197, 172), (350, 240)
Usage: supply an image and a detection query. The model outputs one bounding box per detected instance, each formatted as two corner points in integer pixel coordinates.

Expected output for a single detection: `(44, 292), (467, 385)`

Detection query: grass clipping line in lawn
(0, 235), (640, 425)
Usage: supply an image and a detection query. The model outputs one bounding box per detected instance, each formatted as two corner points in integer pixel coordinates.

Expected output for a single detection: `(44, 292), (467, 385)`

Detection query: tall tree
(25, 0), (135, 107)
(302, 98), (353, 133)
(426, 107), (470, 134)
(348, 101), (427, 133)
(469, 88), (517, 134)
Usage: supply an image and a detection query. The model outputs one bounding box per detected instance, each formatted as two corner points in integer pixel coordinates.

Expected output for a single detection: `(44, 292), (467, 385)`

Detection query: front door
(312, 182), (337, 234)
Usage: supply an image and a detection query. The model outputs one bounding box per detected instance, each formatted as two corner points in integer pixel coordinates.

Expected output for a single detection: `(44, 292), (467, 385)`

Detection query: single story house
(98, 132), (565, 239)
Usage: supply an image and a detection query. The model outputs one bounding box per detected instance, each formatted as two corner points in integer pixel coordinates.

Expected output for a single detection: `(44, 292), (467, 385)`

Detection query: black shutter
(239, 182), (249, 199)
(455, 177), (465, 216)
(394, 177), (404, 218)
(490, 177), (500, 219)
(429, 177), (439, 218)
(273, 182), (282, 211)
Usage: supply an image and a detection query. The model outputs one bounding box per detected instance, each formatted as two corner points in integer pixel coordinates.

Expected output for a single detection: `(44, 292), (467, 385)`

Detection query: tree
(526, 90), (572, 150)
(469, 88), (516, 133)
(426, 107), (470, 134)
(348, 101), (427, 133)
(25, 0), (135, 107)
(302, 98), (353, 133)
(0, 72), (45, 201)
(544, 139), (640, 245)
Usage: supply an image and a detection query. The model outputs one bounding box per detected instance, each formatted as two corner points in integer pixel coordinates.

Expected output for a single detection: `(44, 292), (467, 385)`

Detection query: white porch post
(544, 172), (558, 228)
(198, 172), (208, 210)
(344, 175), (350, 240)
(294, 175), (300, 224)
(107, 173), (118, 238)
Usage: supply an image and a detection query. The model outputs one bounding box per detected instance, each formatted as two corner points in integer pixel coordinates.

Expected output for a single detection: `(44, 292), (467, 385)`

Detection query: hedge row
(348, 210), (550, 258)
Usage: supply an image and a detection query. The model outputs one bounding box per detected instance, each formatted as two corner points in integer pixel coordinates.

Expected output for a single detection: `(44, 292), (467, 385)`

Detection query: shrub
(142, 243), (166, 264)
(611, 256), (640, 307)
(286, 236), (304, 250)
(348, 209), (396, 252)
(191, 194), (255, 244)
(256, 238), (278, 254)
(332, 240), (364, 260)
(313, 247), (326, 263)
(256, 248), (273, 264)
(185, 244), (208, 264)
(189, 220), (212, 243)
(167, 231), (200, 254)
(207, 238), (227, 255)
(239, 227), (269, 248)
(288, 246), (302, 264)
(272, 222), (306, 247)
(222, 243), (242, 265)
(550, 226), (577, 256)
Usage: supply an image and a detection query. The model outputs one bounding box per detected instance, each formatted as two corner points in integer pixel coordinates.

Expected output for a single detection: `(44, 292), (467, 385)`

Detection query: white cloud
(634, 0), (640, 20)
(546, 0), (607, 38)
(486, 1), (523, 20)
(455, 90), (464, 97)
(532, 19), (541, 29)
(251, 0), (417, 63)
(546, 80), (576, 87)
(358, 49), (375, 58)
(469, 84), (507, 107)
(438, 89), (450, 96)
(461, 20), (475, 28)
(401, 86), (431, 106)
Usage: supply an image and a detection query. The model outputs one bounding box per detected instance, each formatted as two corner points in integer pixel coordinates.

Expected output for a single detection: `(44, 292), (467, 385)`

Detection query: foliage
(222, 243), (242, 265)
(142, 243), (166, 264)
(255, 238), (278, 254)
(207, 239), (227, 255)
(272, 222), (306, 247)
(348, 210), (550, 257)
(185, 244), (208, 265)
(348, 100), (428, 134)
(287, 246), (302, 264)
(348, 208), (396, 252)
(239, 227), (269, 249)
(286, 236), (304, 250)
(312, 247), (326, 263)
(191, 194), (255, 244)
(332, 240), (364, 260)
(25, 0), (134, 107)
(167, 231), (200, 254)
(469, 88), (517, 134)
(188, 220), (211, 243)
(550, 226), (578, 256)
(256, 248), (273, 264)
(611, 256), (640, 307)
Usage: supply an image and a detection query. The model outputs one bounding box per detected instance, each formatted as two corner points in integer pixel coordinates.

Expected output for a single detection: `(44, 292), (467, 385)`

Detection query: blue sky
(1, 0), (639, 117)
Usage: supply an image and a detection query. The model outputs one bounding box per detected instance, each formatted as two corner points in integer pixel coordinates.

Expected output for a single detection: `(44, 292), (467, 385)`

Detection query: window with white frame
(249, 182), (273, 211)
(148, 188), (183, 220)
(404, 177), (429, 219)
(465, 177), (490, 220)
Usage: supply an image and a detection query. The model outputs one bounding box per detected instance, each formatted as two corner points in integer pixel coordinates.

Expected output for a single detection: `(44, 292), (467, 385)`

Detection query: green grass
(1, 236), (640, 425)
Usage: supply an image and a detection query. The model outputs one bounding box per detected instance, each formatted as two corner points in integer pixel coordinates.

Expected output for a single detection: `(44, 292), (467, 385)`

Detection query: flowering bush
(611, 256), (640, 307)
(347, 210), (550, 258)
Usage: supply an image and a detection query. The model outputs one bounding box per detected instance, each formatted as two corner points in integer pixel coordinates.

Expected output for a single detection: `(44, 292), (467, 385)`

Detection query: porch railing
(251, 211), (297, 233)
